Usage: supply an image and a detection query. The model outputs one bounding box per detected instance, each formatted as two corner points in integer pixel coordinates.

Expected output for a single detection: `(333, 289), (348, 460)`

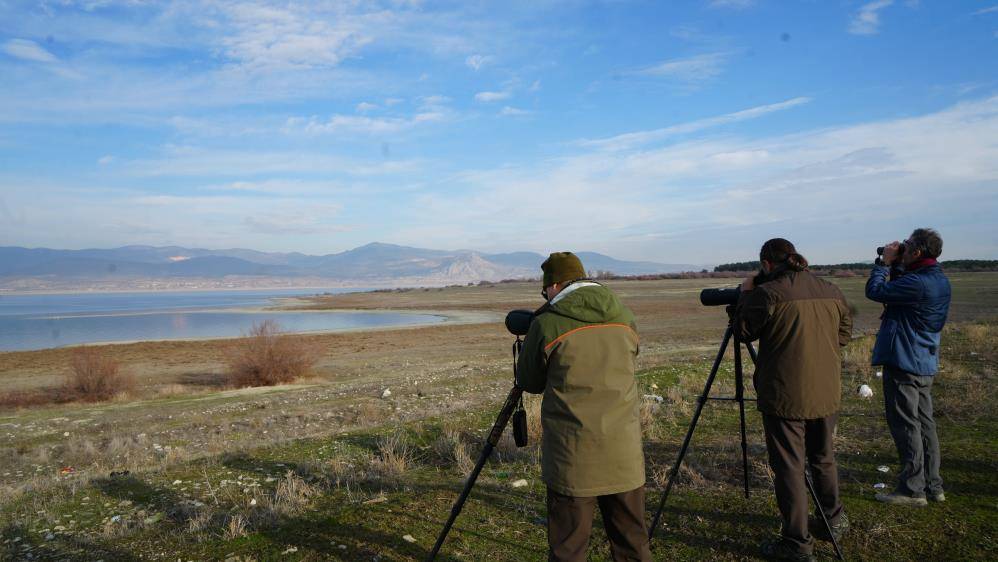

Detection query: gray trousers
(883, 366), (943, 497)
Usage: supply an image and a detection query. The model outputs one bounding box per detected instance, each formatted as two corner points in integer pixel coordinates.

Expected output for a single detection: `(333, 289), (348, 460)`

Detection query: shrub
(225, 321), (318, 388)
(65, 347), (134, 402)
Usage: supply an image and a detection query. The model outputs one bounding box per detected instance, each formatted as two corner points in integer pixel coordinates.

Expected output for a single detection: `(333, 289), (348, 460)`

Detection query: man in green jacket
(517, 252), (651, 562)
(734, 239), (852, 562)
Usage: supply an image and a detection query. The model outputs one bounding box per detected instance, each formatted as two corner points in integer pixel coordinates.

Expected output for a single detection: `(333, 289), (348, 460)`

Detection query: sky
(1, 0), (997, 265)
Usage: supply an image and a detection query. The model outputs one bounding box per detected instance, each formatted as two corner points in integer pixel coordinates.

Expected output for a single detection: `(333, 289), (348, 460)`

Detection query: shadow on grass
(2, 521), (143, 561)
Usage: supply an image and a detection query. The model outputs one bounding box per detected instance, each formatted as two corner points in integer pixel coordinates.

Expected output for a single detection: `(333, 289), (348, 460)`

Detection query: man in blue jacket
(866, 227), (951, 506)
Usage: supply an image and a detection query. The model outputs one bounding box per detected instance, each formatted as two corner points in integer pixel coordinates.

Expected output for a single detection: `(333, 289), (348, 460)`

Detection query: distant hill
(0, 243), (699, 290)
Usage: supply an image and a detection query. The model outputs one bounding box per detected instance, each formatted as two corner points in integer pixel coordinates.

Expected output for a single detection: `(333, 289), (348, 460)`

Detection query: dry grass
(842, 335), (875, 375)
(433, 427), (475, 474)
(224, 514), (248, 539)
(66, 347), (135, 402)
(372, 426), (416, 481)
(225, 320), (318, 388)
(271, 470), (320, 515)
(961, 323), (995, 350)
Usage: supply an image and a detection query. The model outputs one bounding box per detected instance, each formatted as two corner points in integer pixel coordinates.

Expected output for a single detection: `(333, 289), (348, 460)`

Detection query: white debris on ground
(402, 534), (417, 543)
(643, 394), (664, 403)
(877, 466), (890, 473)
(381, 388), (392, 398)
(858, 384), (874, 398)
(511, 479), (528, 488)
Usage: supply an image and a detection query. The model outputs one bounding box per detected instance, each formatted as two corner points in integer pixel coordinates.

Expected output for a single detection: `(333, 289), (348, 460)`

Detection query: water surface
(0, 289), (443, 352)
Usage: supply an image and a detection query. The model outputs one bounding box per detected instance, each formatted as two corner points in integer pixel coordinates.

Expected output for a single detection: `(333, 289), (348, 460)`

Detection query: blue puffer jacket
(866, 264), (951, 375)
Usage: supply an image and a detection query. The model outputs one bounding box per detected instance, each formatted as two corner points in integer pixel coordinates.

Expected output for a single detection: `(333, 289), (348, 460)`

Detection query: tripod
(647, 325), (844, 561)
(427, 338), (525, 561)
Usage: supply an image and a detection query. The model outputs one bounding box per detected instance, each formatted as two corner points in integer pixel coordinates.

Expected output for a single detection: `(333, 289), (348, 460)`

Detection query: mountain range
(0, 243), (700, 290)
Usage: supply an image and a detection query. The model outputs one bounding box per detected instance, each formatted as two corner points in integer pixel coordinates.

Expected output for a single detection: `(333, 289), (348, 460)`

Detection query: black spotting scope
(505, 309), (535, 336)
(700, 287), (740, 307)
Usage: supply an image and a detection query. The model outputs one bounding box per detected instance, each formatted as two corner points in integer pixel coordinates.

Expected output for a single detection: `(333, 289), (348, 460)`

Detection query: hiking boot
(928, 491), (946, 502)
(875, 492), (928, 506)
(812, 512), (849, 543)
(760, 538), (817, 561)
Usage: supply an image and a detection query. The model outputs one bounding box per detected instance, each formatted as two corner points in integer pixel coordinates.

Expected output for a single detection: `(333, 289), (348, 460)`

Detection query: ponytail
(760, 238), (809, 273)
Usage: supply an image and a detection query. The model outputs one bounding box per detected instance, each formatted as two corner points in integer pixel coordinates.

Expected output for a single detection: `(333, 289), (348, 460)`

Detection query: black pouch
(512, 401), (528, 447)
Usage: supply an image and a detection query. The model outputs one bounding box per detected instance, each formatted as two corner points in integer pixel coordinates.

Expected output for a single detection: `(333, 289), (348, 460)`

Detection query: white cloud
(578, 97), (812, 151)
(285, 111), (445, 136)
(465, 54), (490, 70)
(216, 4), (373, 70)
(972, 6), (998, 15)
(499, 106), (531, 116)
(2, 38), (58, 63)
(356, 101), (378, 112)
(474, 90), (510, 102)
(384, 97), (404, 106)
(849, 0), (894, 36)
(97, 155), (114, 165)
(124, 145), (426, 177)
(631, 52), (731, 85)
(395, 96), (998, 262)
(529, 80), (541, 92)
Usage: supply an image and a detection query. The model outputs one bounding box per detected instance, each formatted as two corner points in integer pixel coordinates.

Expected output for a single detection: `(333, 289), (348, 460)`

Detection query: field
(1, 274), (996, 561)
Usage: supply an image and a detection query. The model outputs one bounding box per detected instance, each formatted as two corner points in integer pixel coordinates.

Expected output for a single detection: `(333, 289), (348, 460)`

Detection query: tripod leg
(805, 470), (844, 561)
(734, 336), (750, 499)
(428, 386), (523, 561)
(648, 327), (733, 542)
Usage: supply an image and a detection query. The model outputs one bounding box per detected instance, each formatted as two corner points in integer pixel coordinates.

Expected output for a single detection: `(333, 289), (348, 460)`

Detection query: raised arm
(865, 266), (923, 304)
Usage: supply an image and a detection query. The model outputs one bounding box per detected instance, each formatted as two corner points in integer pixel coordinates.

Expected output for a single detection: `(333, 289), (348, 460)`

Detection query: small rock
(143, 513), (163, 525)
(643, 394), (664, 403)
(110, 515), (122, 523)
(172, 480), (183, 485)
(402, 534), (417, 543)
(63, 432), (70, 437)
(250, 499), (257, 506)
(511, 479), (528, 488)
(875, 369), (883, 378)
(877, 465), (890, 473)
(281, 546), (298, 555)
(874, 482), (887, 489)
(338, 545), (347, 550)
(857, 384), (873, 398)
(382, 389), (392, 399)
(45, 534), (55, 541)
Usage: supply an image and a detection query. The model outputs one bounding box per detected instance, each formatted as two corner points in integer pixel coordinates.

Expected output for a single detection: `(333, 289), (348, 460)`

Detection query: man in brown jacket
(733, 239), (852, 562)
(517, 252), (651, 562)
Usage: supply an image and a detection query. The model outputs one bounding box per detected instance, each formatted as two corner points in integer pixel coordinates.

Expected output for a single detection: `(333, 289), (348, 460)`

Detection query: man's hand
(882, 241), (900, 266)
(740, 275), (755, 292)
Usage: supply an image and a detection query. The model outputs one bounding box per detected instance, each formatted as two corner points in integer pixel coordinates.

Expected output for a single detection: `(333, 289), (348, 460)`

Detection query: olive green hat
(542, 252), (586, 287)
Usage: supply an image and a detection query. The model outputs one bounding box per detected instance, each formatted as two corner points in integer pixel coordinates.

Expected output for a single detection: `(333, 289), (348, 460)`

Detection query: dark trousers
(546, 486), (652, 562)
(883, 366), (943, 497)
(762, 414), (843, 554)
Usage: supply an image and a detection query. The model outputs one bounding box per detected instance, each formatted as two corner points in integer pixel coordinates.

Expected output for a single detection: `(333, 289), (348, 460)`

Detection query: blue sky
(1, 0), (996, 264)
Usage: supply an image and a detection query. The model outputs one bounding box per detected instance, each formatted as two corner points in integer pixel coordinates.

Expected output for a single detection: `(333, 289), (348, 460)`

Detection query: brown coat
(734, 270), (852, 419)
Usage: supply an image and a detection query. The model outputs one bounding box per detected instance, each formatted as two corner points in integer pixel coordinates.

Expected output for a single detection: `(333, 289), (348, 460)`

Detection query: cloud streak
(849, 0), (894, 36)
(577, 97), (812, 151)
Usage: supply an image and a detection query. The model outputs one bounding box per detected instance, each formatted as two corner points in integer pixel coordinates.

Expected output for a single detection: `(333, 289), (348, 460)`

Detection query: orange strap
(544, 323), (638, 351)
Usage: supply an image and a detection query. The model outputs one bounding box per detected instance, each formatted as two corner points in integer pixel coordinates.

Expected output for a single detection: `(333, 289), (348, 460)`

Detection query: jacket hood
(549, 283), (625, 324)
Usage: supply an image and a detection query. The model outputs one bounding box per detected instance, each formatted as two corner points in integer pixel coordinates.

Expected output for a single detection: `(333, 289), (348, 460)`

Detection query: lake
(0, 289), (445, 352)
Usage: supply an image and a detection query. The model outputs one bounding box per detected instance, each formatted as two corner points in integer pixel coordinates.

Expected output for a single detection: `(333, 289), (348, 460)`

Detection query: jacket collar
(907, 258), (938, 271)
(550, 281), (601, 305)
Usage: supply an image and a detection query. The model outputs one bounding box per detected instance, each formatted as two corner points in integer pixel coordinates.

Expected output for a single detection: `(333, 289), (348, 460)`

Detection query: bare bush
(225, 320), (318, 388)
(65, 347), (135, 402)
